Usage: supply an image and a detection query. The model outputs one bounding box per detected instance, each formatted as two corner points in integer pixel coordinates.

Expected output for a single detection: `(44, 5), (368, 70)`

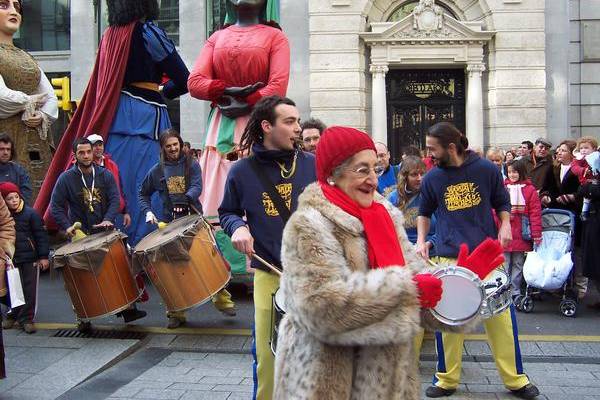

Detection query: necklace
(276, 151), (298, 179)
(78, 165), (96, 213)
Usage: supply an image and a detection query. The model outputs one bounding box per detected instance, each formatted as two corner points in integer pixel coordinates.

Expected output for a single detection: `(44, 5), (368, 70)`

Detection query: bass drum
(133, 215), (231, 312)
(53, 231), (140, 320)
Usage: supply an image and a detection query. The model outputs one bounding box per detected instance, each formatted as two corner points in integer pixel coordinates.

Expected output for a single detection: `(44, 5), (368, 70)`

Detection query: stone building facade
(27, 0), (599, 161)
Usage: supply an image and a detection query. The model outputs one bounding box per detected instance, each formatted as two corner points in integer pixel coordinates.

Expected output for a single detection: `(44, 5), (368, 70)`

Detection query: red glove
(413, 273), (443, 309)
(456, 238), (505, 280)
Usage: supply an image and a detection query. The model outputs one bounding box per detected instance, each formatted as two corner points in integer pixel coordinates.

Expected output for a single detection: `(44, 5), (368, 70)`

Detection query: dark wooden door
(386, 69), (466, 164)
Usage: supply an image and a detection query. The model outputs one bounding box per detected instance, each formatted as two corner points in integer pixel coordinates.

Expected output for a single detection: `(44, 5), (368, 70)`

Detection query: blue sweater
(0, 161), (32, 204)
(139, 155), (203, 221)
(219, 144), (316, 272)
(418, 152), (510, 258)
(377, 164), (399, 195)
(50, 165), (120, 233)
(388, 190), (437, 252)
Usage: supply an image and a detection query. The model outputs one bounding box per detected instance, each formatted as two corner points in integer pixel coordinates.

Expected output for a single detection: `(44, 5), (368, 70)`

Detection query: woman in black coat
(579, 180), (600, 309)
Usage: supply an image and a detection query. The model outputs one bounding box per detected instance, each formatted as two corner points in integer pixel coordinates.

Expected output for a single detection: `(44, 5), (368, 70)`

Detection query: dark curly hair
(107, 0), (160, 27)
(239, 96), (296, 153)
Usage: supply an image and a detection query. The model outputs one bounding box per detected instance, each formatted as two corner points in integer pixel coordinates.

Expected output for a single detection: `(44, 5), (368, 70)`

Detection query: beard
(76, 159), (93, 168)
(432, 151), (450, 168)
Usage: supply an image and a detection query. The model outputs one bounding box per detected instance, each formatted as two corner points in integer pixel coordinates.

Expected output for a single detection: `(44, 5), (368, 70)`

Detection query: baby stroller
(517, 209), (577, 317)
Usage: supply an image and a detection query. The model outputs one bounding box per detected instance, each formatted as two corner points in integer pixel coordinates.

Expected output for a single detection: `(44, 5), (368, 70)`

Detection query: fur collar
(298, 183), (404, 236)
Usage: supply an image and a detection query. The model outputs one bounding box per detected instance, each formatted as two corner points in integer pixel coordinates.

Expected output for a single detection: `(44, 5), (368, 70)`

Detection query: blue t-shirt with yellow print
(418, 151), (510, 258)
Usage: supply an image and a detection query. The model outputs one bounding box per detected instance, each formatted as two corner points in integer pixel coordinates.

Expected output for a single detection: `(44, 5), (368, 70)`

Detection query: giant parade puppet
(188, 0), (290, 275)
(34, 0), (189, 245)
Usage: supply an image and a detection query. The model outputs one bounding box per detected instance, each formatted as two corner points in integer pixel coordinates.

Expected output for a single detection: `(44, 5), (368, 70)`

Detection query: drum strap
(248, 157), (291, 224)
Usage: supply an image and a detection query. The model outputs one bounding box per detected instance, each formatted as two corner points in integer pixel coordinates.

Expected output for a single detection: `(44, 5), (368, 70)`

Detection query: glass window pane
(157, 0), (179, 46)
(207, 0), (228, 37)
(14, 0), (70, 51)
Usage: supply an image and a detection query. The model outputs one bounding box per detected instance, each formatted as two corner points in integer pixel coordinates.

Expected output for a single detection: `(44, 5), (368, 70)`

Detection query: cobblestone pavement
(2, 328), (600, 400)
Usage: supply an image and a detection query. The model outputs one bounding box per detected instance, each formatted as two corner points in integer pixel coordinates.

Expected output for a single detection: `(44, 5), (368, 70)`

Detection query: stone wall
(569, 0), (600, 139)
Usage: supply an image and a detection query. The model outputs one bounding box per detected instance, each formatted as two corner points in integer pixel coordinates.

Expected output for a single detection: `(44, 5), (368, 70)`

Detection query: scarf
(320, 182), (405, 269)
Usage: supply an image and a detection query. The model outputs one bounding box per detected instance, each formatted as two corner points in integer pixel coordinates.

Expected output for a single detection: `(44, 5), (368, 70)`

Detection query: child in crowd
(0, 182), (48, 334)
(502, 160), (543, 304)
(571, 137), (599, 220)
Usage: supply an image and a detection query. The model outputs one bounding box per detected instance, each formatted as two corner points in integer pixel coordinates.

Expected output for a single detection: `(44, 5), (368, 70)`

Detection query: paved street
(1, 273), (599, 399)
(2, 327), (600, 400)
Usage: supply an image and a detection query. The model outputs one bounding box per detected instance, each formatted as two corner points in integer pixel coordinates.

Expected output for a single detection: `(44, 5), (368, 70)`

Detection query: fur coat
(274, 183), (464, 400)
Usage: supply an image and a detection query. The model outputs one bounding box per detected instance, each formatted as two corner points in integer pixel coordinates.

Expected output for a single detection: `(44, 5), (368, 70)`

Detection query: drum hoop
(133, 215), (205, 255)
(53, 231), (123, 258)
(430, 265), (485, 326)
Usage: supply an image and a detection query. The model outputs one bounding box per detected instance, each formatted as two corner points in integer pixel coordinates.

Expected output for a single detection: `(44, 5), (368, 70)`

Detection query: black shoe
(425, 386), (456, 398)
(120, 308), (147, 323)
(77, 320), (92, 333)
(510, 383), (540, 399)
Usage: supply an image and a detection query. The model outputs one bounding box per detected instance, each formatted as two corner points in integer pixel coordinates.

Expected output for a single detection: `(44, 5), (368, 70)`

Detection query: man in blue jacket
(139, 129), (236, 328)
(0, 134), (32, 204)
(416, 122), (540, 400)
(50, 138), (146, 328)
(219, 96), (316, 400)
(51, 138), (120, 236)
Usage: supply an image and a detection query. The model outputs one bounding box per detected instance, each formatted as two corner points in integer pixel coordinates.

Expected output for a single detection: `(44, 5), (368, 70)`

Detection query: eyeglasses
(345, 165), (385, 178)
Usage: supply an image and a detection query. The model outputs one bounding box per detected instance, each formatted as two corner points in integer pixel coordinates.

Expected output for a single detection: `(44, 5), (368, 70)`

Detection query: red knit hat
(0, 182), (20, 198)
(315, 126), (376, 182)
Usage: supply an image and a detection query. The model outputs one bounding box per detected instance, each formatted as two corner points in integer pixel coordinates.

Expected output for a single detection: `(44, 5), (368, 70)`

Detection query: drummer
(50, 138), (147, 328)
(415, 122), (540, 399)
(138, 129), (237, 329)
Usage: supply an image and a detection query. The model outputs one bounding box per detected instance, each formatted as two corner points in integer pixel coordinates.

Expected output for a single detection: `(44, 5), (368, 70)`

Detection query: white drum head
(431, 266), (484, 325)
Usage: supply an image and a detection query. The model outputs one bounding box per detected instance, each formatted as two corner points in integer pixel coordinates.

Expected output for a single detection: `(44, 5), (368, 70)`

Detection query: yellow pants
(431, 257), (530, 391)
(252, 269), (280, 400)
(166, 289), (235, 320)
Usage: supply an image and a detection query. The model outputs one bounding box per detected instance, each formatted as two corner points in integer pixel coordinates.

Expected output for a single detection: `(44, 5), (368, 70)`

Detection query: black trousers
(7, 263), (38, 324)
(0, 315), (5, 379)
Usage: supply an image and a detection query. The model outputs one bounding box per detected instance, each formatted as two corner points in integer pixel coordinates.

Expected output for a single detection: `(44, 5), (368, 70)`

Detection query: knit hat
(315, 126), (376, 183)
(0, 182), (21, 199)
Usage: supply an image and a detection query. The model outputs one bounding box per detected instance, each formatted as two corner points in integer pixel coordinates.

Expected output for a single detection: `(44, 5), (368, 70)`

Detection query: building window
(97, 1), (179, 46)
(388, 0), (457, 22)
(206, 0), (228, 37)
(14, 0), (70, 52)
(157, 0), (179, 46)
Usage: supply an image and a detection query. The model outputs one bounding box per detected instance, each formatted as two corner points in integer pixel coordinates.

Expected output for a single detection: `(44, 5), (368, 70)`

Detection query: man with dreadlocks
(219, 96), (315, 400)
(139, 129), (237, 329)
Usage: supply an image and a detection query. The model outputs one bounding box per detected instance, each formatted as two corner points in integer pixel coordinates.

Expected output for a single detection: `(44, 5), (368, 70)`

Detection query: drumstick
(426, 258), (440, 268)
(252, 253), (282, 277)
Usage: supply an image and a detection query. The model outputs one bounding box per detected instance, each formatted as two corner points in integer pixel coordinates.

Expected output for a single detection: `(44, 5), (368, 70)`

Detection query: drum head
(274, 289), (286, 313)
(54, 230), (124, 257)
(134, 215), (202, 253)
(432, 266), (484, 325)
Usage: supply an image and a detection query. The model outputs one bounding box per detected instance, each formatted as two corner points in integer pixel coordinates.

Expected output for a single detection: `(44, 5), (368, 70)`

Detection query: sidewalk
(2, 328), (600, 400)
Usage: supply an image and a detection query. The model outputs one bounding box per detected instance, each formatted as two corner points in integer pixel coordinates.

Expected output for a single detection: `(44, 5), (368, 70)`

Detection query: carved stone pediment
(361, 1), (494, 45)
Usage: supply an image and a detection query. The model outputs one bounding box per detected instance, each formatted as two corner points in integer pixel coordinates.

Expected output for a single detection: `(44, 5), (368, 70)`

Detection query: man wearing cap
(218, 95), (315, 400)
(530, 138), (556, 198)
(87, 134), (131, 228)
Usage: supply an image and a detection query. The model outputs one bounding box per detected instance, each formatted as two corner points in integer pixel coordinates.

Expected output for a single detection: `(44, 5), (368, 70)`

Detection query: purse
(521, 215), (532, 241)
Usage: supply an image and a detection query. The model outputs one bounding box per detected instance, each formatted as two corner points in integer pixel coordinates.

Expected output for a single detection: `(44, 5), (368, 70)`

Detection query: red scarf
(34, 22), (136, 227)
(320, 182), (405, 269)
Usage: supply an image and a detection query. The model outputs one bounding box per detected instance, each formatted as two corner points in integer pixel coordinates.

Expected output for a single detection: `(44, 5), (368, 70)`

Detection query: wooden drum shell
(61, 239), (140, 320)
(140, 225), (231, 313)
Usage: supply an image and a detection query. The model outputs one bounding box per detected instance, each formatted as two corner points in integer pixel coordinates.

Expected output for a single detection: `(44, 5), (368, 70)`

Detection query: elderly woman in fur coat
(274, 126), (499, 400)
(0, 194), (16, 379)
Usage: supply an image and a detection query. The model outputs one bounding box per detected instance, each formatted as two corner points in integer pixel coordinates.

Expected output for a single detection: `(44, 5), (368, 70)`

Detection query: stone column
(370, 64), (389, 145)
(466, 64), (485, 151)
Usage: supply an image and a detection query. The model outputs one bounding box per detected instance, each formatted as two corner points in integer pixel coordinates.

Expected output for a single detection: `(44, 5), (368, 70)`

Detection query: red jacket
(102, 154), (126, 213)
(500, 179), (543, 252)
